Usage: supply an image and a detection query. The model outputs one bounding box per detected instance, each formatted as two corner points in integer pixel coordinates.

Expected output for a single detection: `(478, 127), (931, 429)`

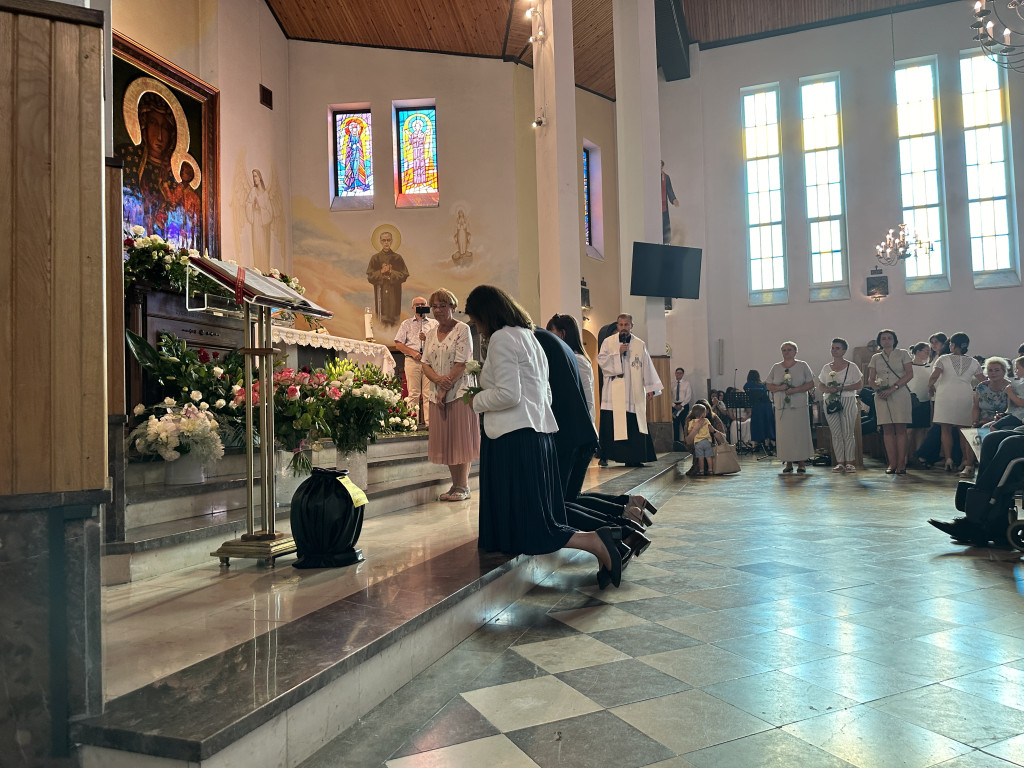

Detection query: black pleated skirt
(598, 411), (657, 465)
(478, 428), (575, 556)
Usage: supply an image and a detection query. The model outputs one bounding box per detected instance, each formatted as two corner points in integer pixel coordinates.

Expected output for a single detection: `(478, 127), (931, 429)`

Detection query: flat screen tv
(629, 242), (702, 299)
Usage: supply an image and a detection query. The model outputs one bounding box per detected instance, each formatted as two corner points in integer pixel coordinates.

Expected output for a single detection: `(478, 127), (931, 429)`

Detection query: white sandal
(446, 486), (472, 501)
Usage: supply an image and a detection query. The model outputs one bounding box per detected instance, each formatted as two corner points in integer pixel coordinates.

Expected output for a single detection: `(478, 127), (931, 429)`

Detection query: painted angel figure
(231, 161), (284, 272)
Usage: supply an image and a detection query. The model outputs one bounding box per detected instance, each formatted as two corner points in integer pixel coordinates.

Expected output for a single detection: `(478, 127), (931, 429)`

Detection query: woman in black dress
(464, 285), (621, 589)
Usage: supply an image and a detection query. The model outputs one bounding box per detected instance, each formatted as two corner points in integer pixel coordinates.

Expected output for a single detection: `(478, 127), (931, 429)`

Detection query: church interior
(5, 0), (1024, 766)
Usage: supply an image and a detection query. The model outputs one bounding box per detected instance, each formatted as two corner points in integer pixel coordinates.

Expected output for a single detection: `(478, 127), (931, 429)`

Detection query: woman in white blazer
(464, 285), (622, 589)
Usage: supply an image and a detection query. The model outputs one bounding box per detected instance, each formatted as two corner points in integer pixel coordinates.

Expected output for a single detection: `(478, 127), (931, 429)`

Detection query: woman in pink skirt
(421, 288), (480, 501)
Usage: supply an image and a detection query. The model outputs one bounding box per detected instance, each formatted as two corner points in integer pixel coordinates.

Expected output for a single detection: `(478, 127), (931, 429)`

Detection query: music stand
(731, 388), (775, 460)
(724, 390), (753, 454)
(185, 258), (333, 567)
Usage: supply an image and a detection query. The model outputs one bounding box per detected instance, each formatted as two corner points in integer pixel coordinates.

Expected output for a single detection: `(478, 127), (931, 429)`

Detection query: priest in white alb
(596, 313), (663, 466)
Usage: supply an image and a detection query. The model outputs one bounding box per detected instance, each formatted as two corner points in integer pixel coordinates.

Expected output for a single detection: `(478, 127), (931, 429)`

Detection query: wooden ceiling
(264, 0), (957, 100)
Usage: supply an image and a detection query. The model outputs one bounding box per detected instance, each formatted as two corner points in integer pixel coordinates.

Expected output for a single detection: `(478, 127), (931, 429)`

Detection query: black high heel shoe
(595, 527), (623, 589)
(629, 494), (658, 515)
(623, 530), (652, 558)
(619, 517), (647, 536)
(617, 541), (634, 572)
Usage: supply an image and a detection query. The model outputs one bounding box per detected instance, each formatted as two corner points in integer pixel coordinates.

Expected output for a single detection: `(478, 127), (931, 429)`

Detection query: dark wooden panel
(53, 19), (83, 491)
(14, 14), (53, 494)
(684, 0), (956, 46)
(0, 11), (13, 494)
(268, 0), (509, 55)
(77, 23), (106, 492)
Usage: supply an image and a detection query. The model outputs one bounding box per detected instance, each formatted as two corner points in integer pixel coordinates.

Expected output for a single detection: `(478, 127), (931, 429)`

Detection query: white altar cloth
(271, 327), (395, 375)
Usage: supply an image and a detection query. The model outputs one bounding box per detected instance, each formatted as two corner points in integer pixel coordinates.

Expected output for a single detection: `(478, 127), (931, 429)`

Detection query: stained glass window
(333, 110), (373, 198)
(895, 62), (946, 281)
(960, 55), (1015, 278)
(397, 107), (438, 196)
(800, 77), (847, 287)
(582, 147), (593, 247)
(742, 86), (786, 301)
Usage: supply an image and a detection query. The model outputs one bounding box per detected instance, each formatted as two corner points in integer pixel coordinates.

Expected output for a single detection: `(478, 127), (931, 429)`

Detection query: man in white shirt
(596, 314), (663, 466)
(671, 367), (692, 443)
(394, 296), (437, 426)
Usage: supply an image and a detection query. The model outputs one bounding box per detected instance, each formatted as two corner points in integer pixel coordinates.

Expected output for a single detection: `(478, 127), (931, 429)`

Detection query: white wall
(287, 43), (519, 339)
(661, 3), (1024, 394)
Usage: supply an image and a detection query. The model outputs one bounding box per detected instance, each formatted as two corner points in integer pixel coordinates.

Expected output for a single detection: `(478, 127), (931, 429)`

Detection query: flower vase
(165, 453), (206, 485)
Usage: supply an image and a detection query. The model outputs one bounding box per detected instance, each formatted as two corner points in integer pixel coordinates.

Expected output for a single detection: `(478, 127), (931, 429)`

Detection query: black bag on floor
(290, 468), (366, 568)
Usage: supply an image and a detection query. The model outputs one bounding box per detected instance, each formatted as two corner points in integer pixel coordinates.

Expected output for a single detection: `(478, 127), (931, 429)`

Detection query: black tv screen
(629, 243), (702, 299)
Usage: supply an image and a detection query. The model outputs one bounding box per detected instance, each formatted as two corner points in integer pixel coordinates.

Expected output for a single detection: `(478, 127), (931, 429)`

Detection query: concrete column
(613, 0), (666, 354)
(533, 0), (583, 324)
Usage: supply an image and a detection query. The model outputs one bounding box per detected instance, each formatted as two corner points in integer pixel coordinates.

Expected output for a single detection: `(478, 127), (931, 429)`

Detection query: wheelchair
(955, 457), (1024, 550)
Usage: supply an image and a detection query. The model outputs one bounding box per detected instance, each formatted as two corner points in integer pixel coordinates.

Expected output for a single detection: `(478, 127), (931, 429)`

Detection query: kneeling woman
(465, 285), (622, 589)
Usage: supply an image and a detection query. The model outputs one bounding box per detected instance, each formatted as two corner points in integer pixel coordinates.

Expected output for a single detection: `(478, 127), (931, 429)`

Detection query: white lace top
(423, 321), (474, 403)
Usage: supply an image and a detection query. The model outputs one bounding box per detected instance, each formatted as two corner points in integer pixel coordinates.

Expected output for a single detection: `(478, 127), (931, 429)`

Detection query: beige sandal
(446, 486), (471, 502)
(438, 485), (457, 501)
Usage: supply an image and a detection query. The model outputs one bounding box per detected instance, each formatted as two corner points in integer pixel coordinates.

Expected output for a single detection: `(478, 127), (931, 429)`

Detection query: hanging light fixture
(971, 1), (1024, 72)
(875, 223), (929, 266)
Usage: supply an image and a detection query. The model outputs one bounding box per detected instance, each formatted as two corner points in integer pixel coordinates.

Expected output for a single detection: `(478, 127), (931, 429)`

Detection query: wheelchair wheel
(1006, 521), (1024, 551)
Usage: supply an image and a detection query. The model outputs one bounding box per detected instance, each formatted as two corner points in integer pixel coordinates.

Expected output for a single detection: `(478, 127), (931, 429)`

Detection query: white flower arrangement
(128, 403), (225, 464)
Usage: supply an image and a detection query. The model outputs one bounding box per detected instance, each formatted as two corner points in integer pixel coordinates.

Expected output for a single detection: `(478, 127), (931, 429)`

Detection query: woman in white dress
(928, 331), (982, 475)
(818, 338), (863, 472)
(421, 288), (480, 501)
(765, 341), (816, 473)
(868, 329), (914, 474)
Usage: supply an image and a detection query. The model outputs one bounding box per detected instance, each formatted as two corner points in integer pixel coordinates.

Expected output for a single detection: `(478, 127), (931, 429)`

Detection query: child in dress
(686, 404), (716, 476)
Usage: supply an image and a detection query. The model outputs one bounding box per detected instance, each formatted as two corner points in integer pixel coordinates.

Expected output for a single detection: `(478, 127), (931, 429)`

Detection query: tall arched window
(742, 85), (787, 305)
(960, 55), (1019, 287)
(895, 60), (947, 292)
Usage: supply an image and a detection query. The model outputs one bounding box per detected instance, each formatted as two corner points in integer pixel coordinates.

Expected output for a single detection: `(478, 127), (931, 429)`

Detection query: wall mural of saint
(366, 225), (409, 328)
(117, 76), (202, 248)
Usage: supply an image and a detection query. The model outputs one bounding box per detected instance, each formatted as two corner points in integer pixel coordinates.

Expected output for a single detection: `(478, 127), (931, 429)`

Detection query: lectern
(185, 258), (333, 566)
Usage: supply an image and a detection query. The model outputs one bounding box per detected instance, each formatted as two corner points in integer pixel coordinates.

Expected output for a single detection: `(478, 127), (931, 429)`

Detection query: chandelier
(971, 1), (1024, 72)
(875, 223), (928, 266)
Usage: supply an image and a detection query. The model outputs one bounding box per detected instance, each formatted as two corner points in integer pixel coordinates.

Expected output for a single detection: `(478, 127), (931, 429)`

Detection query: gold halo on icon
(123, 76), (201, 189)
(371, 224), (401, 252)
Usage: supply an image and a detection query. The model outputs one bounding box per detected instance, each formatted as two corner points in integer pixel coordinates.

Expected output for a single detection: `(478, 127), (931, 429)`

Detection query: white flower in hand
(190, 390), (203, 402)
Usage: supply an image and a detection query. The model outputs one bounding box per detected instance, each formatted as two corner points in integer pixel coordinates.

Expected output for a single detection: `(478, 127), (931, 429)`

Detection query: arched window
(960, 54), (1019, 287)
(742, 85), (787, 305)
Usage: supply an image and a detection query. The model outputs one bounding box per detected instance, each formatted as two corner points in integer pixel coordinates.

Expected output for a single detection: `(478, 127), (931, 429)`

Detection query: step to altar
(104, 434), (477, 585)
(76, 456), (684, 768)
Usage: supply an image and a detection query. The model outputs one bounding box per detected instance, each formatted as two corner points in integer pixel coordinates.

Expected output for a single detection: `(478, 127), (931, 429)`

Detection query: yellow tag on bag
(338, 476), (368, 508)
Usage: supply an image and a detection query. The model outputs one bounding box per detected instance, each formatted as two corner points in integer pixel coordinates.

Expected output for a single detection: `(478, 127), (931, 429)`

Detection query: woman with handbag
(818, 338), (863, 473)
(868, 329), (914, 474)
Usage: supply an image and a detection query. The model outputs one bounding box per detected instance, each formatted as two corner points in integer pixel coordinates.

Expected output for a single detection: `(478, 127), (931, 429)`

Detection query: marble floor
(294, 457), (1024, 768)
(101, 463), (633, 700)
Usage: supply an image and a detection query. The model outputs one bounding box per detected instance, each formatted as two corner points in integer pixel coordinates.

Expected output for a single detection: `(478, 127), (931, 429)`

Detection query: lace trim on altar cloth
(271, 327), (395, 374)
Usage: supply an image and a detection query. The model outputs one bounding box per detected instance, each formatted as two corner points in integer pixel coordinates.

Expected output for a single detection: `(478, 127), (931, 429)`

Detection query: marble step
(76, 456), (683, 768)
